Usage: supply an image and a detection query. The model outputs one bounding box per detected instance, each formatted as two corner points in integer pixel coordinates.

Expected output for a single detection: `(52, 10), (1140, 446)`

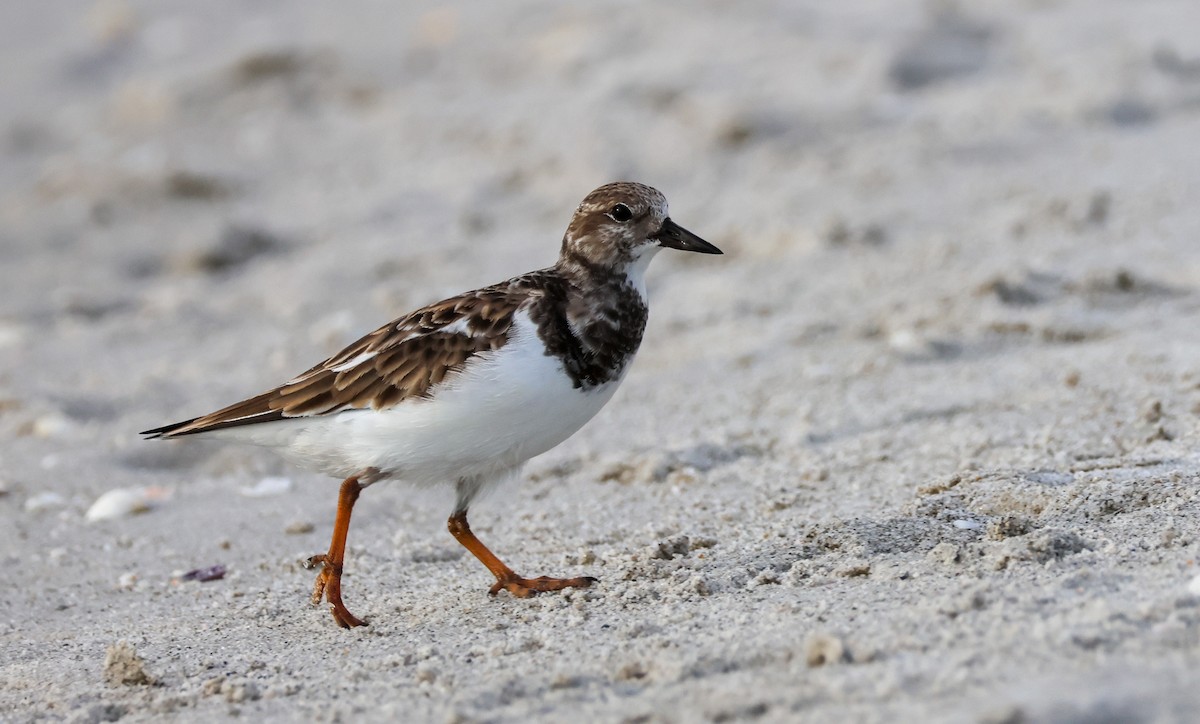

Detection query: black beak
(654, 218), (722, 255)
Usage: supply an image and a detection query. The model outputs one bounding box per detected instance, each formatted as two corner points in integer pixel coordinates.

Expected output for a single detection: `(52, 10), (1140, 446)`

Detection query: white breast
(217, 310), (627, 485)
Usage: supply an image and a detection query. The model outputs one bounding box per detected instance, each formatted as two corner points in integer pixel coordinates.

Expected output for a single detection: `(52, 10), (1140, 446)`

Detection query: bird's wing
(142, 284), (533, 438)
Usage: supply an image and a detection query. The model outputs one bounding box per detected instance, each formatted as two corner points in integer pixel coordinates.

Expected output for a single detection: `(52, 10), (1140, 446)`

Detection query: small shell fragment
(952, 519), (982, 530)
(31, 414), (75, 438)
(85, 488), (151, 522)
(239, 476), (292, 497)
(24, 491), (66, 512)
(180, 565), (227, 582)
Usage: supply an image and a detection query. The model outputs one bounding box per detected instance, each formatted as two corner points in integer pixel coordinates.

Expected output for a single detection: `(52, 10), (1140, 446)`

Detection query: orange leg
(305, 473), (367, 628)
(447, 510), (596, 597)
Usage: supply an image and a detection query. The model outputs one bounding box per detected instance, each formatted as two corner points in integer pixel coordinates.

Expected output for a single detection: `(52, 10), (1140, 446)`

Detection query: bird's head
(559, 182), (721, 275)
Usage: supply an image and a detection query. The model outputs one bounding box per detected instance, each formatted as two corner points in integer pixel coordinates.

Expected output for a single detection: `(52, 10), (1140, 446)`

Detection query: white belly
(213, 312), (626, 484)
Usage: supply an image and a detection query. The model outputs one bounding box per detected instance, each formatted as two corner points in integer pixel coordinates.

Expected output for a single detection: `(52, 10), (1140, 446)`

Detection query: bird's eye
(609, 203), (633, 222)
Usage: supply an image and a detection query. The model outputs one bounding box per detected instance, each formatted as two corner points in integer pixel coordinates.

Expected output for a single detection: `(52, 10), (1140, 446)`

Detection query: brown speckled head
(558, 182), (720, 275)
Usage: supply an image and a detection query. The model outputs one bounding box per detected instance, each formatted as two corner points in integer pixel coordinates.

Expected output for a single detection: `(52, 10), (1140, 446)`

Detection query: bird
(142, 182), (722, 628)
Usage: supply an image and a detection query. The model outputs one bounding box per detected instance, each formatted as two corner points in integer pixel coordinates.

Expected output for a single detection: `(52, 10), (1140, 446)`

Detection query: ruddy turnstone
(143, 182), (721, 628)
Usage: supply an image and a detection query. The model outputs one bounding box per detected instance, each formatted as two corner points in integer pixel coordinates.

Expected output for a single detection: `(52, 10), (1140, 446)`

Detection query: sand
(3, 1), (1200, 722)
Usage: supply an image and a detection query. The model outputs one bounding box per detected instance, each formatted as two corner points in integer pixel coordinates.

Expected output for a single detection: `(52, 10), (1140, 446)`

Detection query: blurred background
(4, 0), (1198, 324)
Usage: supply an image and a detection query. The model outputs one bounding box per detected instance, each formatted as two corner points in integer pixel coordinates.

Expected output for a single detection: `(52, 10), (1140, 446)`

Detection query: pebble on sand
(806, 633), (850, 667)
(103, 641), (154, 686)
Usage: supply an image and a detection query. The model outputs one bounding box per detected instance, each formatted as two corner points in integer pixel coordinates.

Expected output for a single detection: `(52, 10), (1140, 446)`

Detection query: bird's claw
(306, 554), (366, 628)
(489, 574), (597, 598)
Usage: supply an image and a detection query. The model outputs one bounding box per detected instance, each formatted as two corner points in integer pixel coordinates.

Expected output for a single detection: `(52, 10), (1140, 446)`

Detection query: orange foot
(305, 554), (367, 629)
(489, 574), (598, 598)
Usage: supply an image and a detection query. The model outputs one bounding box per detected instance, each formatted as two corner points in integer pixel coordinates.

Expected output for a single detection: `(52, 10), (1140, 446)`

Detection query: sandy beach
(3, 1), (1200, 721)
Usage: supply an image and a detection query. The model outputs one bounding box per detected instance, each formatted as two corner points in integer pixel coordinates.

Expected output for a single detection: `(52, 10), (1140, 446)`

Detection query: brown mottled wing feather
(142, 283), (534, 438)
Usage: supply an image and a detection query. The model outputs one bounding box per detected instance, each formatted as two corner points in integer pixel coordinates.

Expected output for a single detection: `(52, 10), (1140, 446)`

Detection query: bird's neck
(556, 245), (659, 303)
(538, 250), (652, 389)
